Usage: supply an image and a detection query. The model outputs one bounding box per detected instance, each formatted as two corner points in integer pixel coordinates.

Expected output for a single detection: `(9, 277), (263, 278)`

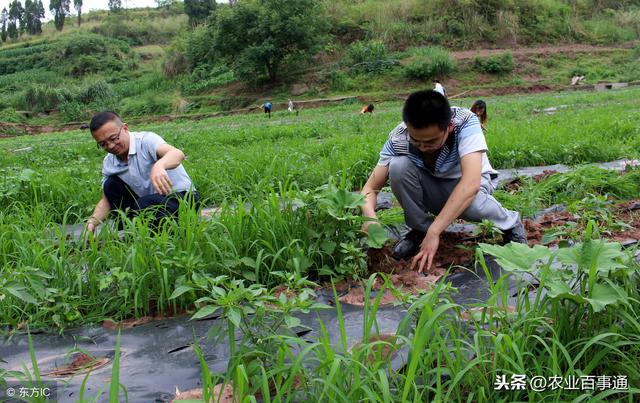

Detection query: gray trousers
(388, 156), (520, 232)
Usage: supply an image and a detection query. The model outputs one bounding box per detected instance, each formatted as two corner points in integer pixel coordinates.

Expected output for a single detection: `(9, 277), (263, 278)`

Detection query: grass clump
(403, 46), (456, 80)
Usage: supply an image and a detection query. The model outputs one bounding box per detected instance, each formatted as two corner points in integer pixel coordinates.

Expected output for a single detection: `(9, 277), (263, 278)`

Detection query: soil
(43, 352), (110, 377)
(532, 170), (559, 182)
(351, 333), (399, 363)
(172, 384), (236, 403)
(330, 235), (476, 307)
(103, 302), (189, 329)
(607, 208), (640, 244)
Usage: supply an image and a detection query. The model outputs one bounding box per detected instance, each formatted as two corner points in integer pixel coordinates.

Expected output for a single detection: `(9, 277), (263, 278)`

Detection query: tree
(73, 0), (82, 26)
(24, 0), (34, 34)
(108, 0), (122, 12)
(184, 0), (215, 27)
(49, 0), (70, 31)
(8, 0), (23, 39)
(34, 0), (44, 33)
(1, 8), (7, 42)
(211, 0), (327, 83)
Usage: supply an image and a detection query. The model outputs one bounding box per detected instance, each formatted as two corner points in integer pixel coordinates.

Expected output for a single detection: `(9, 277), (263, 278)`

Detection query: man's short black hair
(89, 111), (122, 133)
(402, 90), (451, 130)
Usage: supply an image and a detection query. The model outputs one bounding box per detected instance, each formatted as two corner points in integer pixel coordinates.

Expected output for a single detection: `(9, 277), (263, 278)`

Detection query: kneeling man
(86, 111), (198, 232)
(361, 90), (526, 273)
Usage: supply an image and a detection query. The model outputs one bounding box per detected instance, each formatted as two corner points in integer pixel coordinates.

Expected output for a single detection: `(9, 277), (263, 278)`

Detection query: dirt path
(451, 42), (637, 60)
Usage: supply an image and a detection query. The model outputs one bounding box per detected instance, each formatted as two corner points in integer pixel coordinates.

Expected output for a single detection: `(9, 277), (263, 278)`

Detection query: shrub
(119, 93), (174, 117)
(180, 65), (236, 95)
(0, 108), (28, 123)
(346, 40), (397, 74)
(403, 46), (456, 80)
(49, 33), (137, 77)
(473, 51), (514, 75)
(20, 86), (73, 113)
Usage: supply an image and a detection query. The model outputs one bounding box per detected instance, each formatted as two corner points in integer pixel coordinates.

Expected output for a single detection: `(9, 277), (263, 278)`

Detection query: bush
(20, 86), (73, 113)
(59, 101), (86, 122)
(49, 33), (137, 77)
(403, 46), (456, 80)
(0, 108), (28, 123)
(473, 51), (514, 75)
(346, 40), (397, 74)
(180, 65), (236, 95)
(584, 17), (637, 44)
(119, 93), (174, 117)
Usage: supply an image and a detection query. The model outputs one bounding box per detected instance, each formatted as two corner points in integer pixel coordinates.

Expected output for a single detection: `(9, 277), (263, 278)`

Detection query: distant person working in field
(261, 102), (273, 118)
(360, 90), (526, 273)
(85, 111), (198, 233)
(361, 103), (375, 114)
(470, 100), (488, 131)
(433, 80), (447, 97)
(288, 99), (299, 116)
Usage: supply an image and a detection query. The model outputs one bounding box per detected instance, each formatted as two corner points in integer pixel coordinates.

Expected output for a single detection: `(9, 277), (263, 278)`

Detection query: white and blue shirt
(377, 107), (497, 179)
(101, 131), (194, 197)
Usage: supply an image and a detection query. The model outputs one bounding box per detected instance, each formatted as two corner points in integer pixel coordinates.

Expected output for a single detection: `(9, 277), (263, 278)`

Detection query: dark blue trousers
(103, 176), (199, 229)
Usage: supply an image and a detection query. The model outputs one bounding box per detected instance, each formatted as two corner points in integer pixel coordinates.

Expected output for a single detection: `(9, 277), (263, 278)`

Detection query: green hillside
(0, 0), (639, 126)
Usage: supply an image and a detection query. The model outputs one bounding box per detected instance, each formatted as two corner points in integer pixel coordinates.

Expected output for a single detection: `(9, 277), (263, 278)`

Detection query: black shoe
(501, 220), (527, 245)
(392, 229), (426, 260)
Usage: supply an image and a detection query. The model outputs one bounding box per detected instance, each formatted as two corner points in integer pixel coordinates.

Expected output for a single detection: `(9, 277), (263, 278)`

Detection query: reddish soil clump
(334, 239), (470, 306)
(532, 170), (559, 182)
(607, 209), (640, 244)
(351, 333), (399, 363)
(44, 352), (110, 377)
(103, 302), (189, 329)
(173, 384), (236, 403)
(502, 177), (523, 192)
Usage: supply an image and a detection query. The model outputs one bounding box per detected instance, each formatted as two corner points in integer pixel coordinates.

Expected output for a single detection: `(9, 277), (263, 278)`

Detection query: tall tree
(0, 8), (7, 42)
(23, 0), (43, 34)
(49, 0), (70, 31)
(184, 0), (215, 27)
(108, 0), (122, 12)
(8, 0), (23, 39)
(34, 0), (44, 33)
(73, 0), (82, 26)
(211, 0), (327, 82)
(24, 0), (33, 34)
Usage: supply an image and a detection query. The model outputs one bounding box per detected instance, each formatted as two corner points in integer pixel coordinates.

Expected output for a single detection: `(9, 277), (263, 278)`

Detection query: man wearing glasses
(86, 111), (198, 233)
(360, 90), (526, 273)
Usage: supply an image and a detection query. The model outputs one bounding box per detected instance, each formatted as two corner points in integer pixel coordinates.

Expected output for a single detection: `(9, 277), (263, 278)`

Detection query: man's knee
(136, 194), (166, 210)
(463, 190), (490, 220)
(103, 176), (124, 197)
(388, 156), (415, 184)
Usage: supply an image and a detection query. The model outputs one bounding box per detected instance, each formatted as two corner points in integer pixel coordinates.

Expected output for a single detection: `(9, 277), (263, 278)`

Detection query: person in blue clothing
(261, 102), (273, 118)
(360, 90), (526, 273)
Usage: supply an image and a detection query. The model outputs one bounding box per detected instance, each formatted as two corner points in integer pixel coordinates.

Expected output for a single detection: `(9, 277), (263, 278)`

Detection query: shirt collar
(128, 132), (137, 155)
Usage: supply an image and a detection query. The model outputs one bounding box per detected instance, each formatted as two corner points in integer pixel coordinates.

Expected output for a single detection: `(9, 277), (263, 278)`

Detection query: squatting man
(85, 111), (198, 232)
(360, 90), (526, 273)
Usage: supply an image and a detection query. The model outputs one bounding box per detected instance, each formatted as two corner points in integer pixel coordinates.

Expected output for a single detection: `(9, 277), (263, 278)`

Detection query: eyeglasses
(96, 126), (123, 149)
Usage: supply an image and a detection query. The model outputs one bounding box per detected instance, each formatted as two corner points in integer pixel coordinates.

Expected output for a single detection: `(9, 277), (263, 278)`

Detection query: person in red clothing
(360, 103), (375, 114)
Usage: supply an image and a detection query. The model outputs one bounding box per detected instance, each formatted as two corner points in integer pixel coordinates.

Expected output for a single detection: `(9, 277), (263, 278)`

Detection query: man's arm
(410, 151), (483, 272)
(360, 164), (389, 232)
(86, 194), (111, 233)
(150, 143), (186, 195)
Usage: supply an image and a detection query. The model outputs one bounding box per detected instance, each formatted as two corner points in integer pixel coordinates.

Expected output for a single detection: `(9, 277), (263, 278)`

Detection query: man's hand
(86, 222), (97, 233)
(85, 216), (100, 234)
(410, 228), (440, 273)
(151, 163), (173, 195)
(361, 216), (378, 234)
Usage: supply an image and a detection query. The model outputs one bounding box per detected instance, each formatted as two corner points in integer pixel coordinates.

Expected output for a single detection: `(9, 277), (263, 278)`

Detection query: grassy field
(1, 87), (639, 401)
